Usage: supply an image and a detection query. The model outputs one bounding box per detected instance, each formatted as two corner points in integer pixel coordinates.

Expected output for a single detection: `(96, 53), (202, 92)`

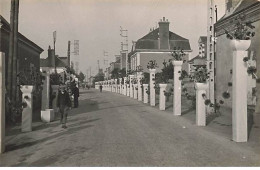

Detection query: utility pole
(7, 0), (19, 105)
(97, 60), (100, 73)
(53, 31), (57, 73)
(207, 0), (216, 109)
(7, 0), (15, 103)
(12, 0), (19, 103)
(120, 26), (128, 75)
(67, 41), (71, 67)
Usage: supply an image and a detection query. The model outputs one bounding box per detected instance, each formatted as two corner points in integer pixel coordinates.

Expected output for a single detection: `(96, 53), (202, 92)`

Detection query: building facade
(214, 0), (260, 111)
(129, 17), (192, 74)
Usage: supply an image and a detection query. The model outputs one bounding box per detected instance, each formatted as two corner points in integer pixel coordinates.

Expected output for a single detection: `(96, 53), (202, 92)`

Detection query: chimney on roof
(158, 17), (170, 49)
(47, 45), (55, 67)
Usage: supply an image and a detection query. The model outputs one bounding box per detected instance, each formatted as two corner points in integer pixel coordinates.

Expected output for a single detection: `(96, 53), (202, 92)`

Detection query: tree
(119, 68), (126, 78)
(111, 68), (120, 79)
(93, 72), (105, 86)
(78, 71), (86, 82)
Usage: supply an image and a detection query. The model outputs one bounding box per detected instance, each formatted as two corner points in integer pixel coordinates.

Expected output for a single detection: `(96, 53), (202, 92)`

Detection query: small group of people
(57, 84), (79, 129)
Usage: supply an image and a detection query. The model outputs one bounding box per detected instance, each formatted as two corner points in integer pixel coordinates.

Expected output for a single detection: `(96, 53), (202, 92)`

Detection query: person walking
(57, 85), (72, 128)
(73, 85), (79, 108)
(99, 84), (103, 92)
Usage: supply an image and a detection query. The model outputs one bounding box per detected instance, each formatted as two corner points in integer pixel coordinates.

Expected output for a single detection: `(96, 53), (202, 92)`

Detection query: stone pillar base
(41, 109), (55, 123)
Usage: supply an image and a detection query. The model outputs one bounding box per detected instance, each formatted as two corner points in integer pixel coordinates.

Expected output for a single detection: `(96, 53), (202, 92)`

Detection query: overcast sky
(1, 0), (225, 76)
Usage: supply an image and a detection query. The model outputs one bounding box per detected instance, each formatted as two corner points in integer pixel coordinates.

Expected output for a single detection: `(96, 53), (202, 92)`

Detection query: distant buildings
(40, 46), (69, 73)
(129, 17), (192, 73)
(40, 46), (69, 83)
(189, 36), (207, 73)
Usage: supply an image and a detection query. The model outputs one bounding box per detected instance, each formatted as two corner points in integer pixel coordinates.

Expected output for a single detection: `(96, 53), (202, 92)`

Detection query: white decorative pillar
(172, 61), (183, 116)
(129, 75), (134, 98)
(21, 86), (35, 132)
(41, 70), (54, 123)
(0, 53), (5, 153)
(41, 71), (50, 110)
(115, 81), (117, 93)
(195, 83), (208, 126)
(51, 85), (59, 113)
(137, 73), (143, 101)
(231, 40), (251, 142)
(133, 84), (138, 99)
(124, 77), (127, 96)
(159, 84), (167, 110)
(149, 69), (156, 106)
(119, 78), (122, 94)
(110, 80), (113, 92)
(143, 84), (149, 104)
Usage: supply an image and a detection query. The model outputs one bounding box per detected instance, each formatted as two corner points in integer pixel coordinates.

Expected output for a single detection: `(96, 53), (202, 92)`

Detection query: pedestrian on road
(73, 85), (79, 108)
(57, 85), (72, 128)
(99, 84), (103, 92)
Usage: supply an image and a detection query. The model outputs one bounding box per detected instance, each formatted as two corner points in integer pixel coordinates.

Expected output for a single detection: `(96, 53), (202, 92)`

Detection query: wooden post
(0, 53), (6, 153)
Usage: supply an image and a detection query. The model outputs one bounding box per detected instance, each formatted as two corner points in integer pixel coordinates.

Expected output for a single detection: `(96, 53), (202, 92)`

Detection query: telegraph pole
(12, 0), (19, 102)
(120, 26), (128, 75)
(207, 0), (216, 109)
(53, 31), (57, 73)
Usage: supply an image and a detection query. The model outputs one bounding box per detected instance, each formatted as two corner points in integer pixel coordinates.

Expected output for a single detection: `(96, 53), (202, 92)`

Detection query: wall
(215, 21), (260, 111)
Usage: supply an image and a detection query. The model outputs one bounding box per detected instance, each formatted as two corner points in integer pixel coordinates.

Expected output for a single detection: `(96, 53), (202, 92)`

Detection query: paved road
(0, 89), (259, 166)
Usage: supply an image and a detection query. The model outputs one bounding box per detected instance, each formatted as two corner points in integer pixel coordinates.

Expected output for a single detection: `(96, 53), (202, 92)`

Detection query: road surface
(0, 89), (259, 166)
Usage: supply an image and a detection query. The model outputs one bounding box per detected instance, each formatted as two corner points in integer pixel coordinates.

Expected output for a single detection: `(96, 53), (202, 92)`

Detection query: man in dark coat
(57, 85), (71, 128)
(73, 86), (79, 108)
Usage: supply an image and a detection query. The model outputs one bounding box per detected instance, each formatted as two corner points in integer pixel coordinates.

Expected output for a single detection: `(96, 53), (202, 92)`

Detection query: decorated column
(119, 78), (122, 94)
(172, 61), (183, 115)
(41, 71), (50, 110)
(41, 70), (54, 122)
(137, 73), (143, 101)
(110, 80), (113, 92)
(127, 77), (130, 96)
(231, 40), (251, 142)
(0, 53), (5, 153)
(51, 85), (59, 113)
(159, 84), (167, 110)
(124, 77), (127, 96)
(195, 83), (208, 126)
(149, 69), (156, 106)
(21, 86), (35, 132)
(129, 75), (134, 98)
(133, 84), (138, 99)
(143, 84), (149, 104)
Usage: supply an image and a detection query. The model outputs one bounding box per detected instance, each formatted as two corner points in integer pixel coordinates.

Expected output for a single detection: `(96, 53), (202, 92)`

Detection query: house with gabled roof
(40, 46), (69, 74)
(129, 17), (192, 74)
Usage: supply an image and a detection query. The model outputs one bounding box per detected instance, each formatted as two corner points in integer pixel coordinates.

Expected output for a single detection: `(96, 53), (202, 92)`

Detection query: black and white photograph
(0, 0), (259, 167)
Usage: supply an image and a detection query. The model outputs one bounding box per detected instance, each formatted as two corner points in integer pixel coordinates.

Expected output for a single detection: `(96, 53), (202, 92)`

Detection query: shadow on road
(5, 124), (94, 153)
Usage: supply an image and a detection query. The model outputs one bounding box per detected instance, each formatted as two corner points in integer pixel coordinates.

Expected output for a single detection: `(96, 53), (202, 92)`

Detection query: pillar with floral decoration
(137, 73), (143, 101)
(143, 84), (149, 104)
(159, 84), (167, 110)
(149, 69), (156, 106)
(231, 39), (251, 142)
(172, 60), (183, 116)
(129, 75), (134, 98)
(21, 85), (35, 132)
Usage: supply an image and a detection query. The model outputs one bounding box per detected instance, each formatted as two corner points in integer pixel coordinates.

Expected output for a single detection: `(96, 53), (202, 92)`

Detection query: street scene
(0, 0), (260, 167)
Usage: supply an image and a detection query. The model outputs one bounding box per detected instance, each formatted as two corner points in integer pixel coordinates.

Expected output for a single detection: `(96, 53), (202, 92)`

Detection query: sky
(0, 0), (226, 76)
